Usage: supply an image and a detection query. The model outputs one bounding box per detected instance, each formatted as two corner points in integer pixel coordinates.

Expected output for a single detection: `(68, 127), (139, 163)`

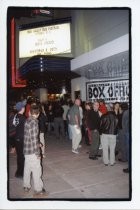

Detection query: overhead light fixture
(31, 9), (53, 17)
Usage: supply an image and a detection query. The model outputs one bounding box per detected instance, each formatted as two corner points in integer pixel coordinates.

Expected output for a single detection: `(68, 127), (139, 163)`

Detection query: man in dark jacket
(14, 101), (26, 178)
(53, 102), (64, 139)
(122, 108), (130, 173)
(87, 101), (101, 160)
(100, 106), (118, 166)
(38, 105), (48, 158)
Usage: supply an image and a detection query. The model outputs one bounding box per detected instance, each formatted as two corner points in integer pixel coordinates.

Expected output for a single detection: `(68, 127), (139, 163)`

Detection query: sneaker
(33, 188), (49, 197)
(99, 144), (102, 150)
(97, 154), (101, 157)
(123, 168), (129, 173)
(89, 156), (98, 160)
(42, 155), (46, 158)
(24, 187), (31, 193)
(72, 149), (79, 154)
(115, 151), (119, 156)
(118, 158), (127, 162)
(9, 147), (16, 154)
(15, 172), (23, 179)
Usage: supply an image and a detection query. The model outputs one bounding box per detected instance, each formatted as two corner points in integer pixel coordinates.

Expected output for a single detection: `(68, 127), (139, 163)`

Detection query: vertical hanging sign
(11, 18), (26, 87)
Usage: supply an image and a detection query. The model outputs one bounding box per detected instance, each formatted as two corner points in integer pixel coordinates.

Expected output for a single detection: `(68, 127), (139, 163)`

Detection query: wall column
(35, 88), (48, 103)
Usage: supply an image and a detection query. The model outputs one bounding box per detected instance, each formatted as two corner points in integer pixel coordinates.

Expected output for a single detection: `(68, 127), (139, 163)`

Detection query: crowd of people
(8, 96), (130, 197)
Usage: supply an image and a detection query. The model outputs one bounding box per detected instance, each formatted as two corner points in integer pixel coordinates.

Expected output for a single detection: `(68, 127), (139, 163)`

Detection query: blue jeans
(68, 124), (72, 140)
(54, 117), (65, 138)
(47, 122), (54, 134)
(118, 129), (127, 161)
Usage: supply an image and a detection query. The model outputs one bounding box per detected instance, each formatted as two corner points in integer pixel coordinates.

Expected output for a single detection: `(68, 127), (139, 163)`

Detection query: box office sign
(86, 80), (129, 103)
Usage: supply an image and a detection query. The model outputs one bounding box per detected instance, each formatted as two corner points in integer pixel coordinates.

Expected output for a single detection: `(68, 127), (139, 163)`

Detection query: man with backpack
(13, 101), (26, 178)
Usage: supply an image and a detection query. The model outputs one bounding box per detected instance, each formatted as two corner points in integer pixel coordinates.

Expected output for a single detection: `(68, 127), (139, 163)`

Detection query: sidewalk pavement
(8, 135), (130, 200)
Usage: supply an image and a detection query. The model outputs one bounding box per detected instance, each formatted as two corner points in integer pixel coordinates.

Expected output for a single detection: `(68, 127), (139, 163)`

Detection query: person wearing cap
(14, 101), (26, 178)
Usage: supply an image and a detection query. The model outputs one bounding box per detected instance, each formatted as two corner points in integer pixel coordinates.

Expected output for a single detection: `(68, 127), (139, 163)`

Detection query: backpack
(9, 113), (19, 137)
(12, 114), (19, 127)
(9, 113), (15, 137)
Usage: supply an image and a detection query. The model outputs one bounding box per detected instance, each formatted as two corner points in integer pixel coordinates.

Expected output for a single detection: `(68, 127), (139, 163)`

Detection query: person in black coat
(122, 108), (130, 173)
(45, 103), (54, 135)
(53, 102), (64, 139)
(86, 101), (101, 160)
(38, 104), (48, 158)
(14, 101), (26, 178)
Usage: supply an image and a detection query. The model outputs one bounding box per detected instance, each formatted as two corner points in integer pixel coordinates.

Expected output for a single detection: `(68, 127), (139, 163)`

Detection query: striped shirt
(23, 116), (40, 155)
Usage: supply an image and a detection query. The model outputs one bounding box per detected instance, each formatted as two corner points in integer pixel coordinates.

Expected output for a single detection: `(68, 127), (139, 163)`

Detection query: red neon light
(11, 17), (26, 87)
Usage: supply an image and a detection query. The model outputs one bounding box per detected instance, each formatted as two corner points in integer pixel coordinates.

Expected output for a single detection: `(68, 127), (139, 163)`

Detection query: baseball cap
(16, 101), (26, 111)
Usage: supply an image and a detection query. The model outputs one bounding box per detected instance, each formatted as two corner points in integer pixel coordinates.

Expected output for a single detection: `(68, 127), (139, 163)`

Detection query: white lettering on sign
(87, 80), (129, 103)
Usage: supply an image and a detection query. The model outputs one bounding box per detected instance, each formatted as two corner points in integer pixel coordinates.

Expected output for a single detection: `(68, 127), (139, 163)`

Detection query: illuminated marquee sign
(19, 22), (71, 58)
(86, 80), (129, 103)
